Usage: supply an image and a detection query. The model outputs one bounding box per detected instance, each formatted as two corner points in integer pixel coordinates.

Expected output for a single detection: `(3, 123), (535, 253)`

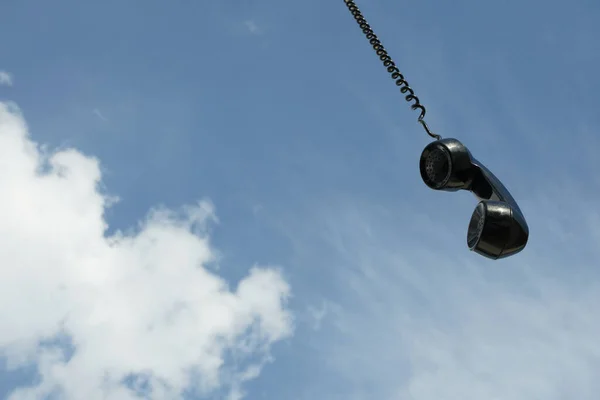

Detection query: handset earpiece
(419, 138), (529, 259)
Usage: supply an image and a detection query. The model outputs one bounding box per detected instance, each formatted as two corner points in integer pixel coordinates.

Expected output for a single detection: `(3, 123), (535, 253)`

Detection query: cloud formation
(303, 199), (600, 400)
(0, 102), (293, 400)
(244, 20), (260, 35)
(0, 71), (12, 86)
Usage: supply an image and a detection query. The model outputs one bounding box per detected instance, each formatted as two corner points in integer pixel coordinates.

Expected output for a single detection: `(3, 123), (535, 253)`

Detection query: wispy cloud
(307, 300), (333, 331)
(284, 191), (600, 400)
(0, 71), (13, 86)
(244, 20), (261, 35)
(92, 108), (108, 122)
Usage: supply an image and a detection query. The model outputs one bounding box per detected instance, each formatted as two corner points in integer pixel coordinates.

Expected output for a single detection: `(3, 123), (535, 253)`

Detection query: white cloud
(93, 108), (108, 122)
(0, 101), (293, 400)
(307, 301), (333, 331)
(0, 71), (13, 86)
(244, 20), (260, 35)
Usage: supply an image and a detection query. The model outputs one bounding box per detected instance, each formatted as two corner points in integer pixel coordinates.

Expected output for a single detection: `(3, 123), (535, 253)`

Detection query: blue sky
(1, 0), (600, 399)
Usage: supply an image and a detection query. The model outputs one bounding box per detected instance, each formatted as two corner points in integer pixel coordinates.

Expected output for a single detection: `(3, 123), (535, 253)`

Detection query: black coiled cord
(343, 0), (441, 140)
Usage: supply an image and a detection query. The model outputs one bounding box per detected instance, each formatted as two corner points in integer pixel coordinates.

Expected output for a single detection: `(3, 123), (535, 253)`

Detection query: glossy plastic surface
(419, 138), (529, 259)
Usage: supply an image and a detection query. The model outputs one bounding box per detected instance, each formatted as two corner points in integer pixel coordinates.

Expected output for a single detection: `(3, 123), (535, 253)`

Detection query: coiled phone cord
(342, 0), (441, 141)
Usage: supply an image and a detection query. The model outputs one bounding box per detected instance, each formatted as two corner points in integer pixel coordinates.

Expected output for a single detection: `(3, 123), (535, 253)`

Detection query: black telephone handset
(420, 138), (529, 259)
